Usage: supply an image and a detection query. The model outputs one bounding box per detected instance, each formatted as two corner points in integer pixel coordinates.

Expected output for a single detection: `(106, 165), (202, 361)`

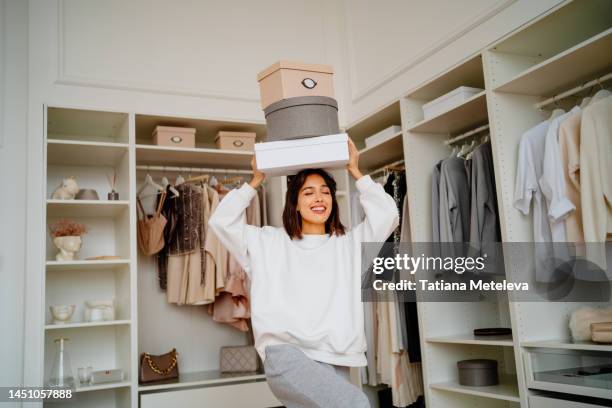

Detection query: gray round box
(263, 96), (340, 142)
(457, 359), (499, 386)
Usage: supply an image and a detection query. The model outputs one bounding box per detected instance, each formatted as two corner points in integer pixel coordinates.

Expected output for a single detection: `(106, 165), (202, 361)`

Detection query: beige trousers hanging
(166, 250), (208, 305)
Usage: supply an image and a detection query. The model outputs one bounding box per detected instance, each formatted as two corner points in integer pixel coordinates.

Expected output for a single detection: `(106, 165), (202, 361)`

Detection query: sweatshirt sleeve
(208, 183), (259, 273)
(351, 175), (400, 242)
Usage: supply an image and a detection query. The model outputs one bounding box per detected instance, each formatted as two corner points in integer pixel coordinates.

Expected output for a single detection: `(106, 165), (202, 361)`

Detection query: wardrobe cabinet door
(140, 381), (281, 408)
(529, 395), (607, 408)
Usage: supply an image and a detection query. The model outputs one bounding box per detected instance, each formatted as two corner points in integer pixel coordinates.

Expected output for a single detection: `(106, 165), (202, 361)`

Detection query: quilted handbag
(220, 345), (260, 373)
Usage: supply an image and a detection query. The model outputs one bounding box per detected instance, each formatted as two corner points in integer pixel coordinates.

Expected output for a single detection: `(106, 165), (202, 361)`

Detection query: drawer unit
(140, 380), (280, 408)
(529, 395), (609, 408)
(523, 347), (612, 400)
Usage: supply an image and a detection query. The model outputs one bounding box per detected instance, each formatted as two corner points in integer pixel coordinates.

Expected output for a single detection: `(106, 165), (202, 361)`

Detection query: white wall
(14, 0), (569, 394)
(0, 1), (28, 406)
(343, 0), (565, 125)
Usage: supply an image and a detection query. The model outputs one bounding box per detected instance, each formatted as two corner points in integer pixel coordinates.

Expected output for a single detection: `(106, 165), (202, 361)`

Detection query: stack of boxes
(254, 61), (349, 176)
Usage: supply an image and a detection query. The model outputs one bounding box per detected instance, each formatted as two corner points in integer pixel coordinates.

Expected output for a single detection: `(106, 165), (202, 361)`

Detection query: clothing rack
(535, 71), (612, 110)
(136, 164), (253, 175)
(444, 124), (489, 146)
(136, 164), (268, 224)
(368, 159), (405, 178)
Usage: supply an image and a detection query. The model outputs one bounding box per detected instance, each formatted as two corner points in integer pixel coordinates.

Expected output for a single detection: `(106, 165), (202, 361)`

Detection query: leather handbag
(139, 348), (179, 383)
(220, 345), (259, 373)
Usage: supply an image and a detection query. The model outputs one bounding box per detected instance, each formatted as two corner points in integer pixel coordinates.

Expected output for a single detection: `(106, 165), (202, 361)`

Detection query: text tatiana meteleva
(373, 279), (529, 291)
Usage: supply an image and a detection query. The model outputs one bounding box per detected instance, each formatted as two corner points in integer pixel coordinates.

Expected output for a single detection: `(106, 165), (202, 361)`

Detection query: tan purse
(137, 192), (167, 256)
(139, 348), (179, 383)
(220, 346), (260, 373)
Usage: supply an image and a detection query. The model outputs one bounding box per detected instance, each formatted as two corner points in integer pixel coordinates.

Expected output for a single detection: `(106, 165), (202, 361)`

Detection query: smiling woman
(208, 138), (400, 407)
(282, 168), (346, 239)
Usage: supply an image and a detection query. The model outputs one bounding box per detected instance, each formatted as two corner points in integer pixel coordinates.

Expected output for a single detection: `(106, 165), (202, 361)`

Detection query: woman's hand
(346, 138), (363, 180)
(249, 155), (266, 189)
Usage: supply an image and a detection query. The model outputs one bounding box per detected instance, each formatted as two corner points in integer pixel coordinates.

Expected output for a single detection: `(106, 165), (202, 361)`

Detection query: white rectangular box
(365, 125), (401, 148)
(422, 86), (483, 119)
(255, 133), (349, 177)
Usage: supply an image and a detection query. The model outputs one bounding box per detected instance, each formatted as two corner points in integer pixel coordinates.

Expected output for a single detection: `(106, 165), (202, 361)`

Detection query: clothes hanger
(587, 78), (611, 105)
(137, 174), (164, 197)
(186, 174), (210, 184)
(175, 169), (185, 186)
(448, 145), (458, 158)
(549, 96), (565, 120)
(161, 176), (180, 197)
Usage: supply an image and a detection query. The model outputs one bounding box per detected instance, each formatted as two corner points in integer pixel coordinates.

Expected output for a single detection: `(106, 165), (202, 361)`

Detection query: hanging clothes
(431, 161), (443, 243)
(558, 108), (585, 243)
(541, 108), (579, 242)
(580, 94), (612, 270)
(439, 157), (470, 243)
(469, 142), (501, 252)
(165, 184), (208, 305)
(208, 190), (261, 332)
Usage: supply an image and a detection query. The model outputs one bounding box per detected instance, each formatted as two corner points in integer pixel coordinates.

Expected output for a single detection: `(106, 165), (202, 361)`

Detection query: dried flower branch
(49, 219), (88, 237)
(106, 170), (117, 190)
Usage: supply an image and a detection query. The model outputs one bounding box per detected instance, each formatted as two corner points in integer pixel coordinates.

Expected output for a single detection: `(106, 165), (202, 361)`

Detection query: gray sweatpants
(263, 344), (370, 408)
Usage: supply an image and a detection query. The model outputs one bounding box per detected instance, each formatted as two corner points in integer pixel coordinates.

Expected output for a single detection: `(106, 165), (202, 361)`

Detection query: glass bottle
(47, 337), (75, 389)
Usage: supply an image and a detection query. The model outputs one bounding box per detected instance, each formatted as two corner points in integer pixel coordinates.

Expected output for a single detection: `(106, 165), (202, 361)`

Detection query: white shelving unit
(43, 107), (136, 408)
(41, 107), (280, 408)
(483, 1), (612, 407)
(133, 113), (280, 408)
(400, 52), (520, 408)
(398, 1), (612, 407)
(36, 3), (612, 407)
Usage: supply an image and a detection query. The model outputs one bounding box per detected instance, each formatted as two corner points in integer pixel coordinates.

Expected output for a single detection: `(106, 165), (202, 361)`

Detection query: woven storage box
(263, 96), (339, 142)
(257, 60), (334, 109)
(215, 131), (256, 151)
(153, 126), (196, 148)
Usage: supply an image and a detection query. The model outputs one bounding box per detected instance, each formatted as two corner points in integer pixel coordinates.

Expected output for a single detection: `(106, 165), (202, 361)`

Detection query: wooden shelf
(46, 260), (130, 271)
(427, 333), (513, 347)
(136, 144), (253, 169)
(45, 320), (131, 330)
(345, 101), (401, 145)
(408, 91), (487, 134)
(47, 139), (129, 166)
(138, 370), (267, 392)
(75, 380), (131, 393)
(405, 55), (484, 100)
(494, 28), (612, 96)
(430, 376), (520, 402)
(358, 131), (403, 171)
(522, 339), (612, 352)
(47, 107), (129, 144)
(47, 200), (130, 218)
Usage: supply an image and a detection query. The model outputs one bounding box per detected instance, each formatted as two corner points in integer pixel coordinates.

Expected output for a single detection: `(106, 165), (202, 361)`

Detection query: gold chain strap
(144, 349), (177, 375)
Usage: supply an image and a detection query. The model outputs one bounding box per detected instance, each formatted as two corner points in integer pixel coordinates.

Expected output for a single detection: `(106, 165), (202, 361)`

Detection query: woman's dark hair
(283, 168), (346, 239)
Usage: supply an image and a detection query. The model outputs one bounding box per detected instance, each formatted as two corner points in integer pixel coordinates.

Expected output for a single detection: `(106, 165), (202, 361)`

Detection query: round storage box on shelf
(263, 96), (340, 142)
(457, 359), (499, 386)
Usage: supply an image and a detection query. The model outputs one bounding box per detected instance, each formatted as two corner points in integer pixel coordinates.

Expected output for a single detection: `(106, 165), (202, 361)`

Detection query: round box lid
(264, 96), (338, 116)
(457, 359), (498, 369)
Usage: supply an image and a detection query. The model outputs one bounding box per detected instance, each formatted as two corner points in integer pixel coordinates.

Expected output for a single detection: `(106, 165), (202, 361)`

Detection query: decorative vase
(107, 190), (119, 200)
(53, 236), (82, 261)
(47, 337), (75, 389)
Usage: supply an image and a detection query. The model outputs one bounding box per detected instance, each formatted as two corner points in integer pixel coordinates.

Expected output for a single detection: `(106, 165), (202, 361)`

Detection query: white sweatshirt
(208, 175), (399, 366)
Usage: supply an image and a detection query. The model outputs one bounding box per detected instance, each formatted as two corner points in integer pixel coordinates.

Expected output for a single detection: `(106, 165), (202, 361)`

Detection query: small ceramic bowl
(50, 304), (76, 324)
(75, 189), (99, 200)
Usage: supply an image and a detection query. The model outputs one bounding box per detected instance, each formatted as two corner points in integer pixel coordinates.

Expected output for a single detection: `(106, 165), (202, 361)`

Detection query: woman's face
(297, 174), (333, 226)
